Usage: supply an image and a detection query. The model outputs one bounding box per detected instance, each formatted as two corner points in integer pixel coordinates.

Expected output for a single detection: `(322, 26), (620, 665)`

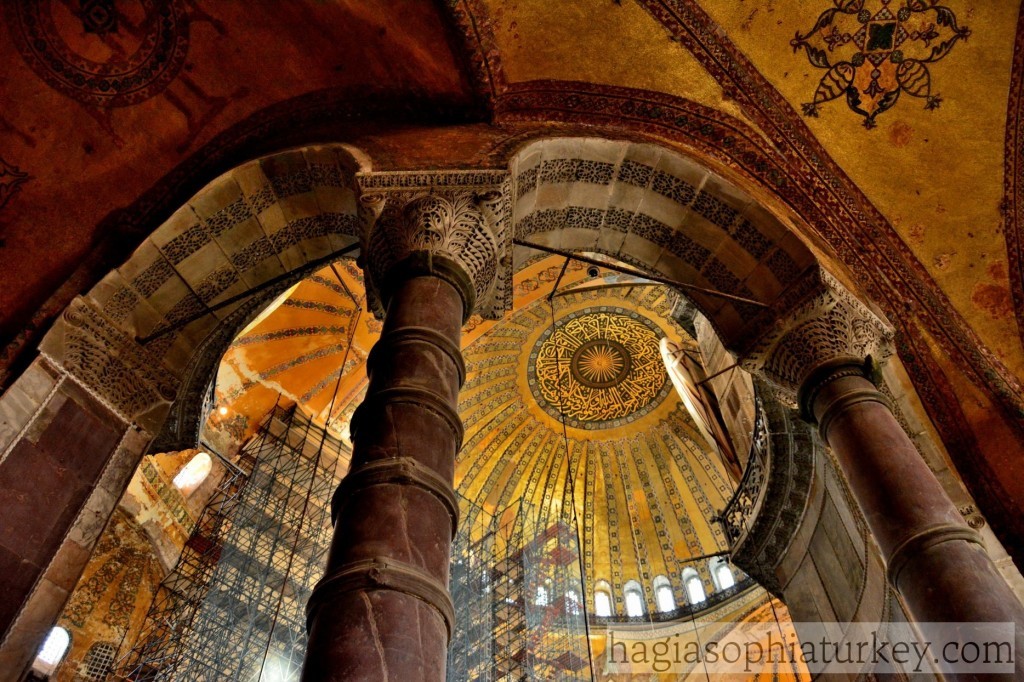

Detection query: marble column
(302, 191), (501, 681)
(744, 274), (1024, 678)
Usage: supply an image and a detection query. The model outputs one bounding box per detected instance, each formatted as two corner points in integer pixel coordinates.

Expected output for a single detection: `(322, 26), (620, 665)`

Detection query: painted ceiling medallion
(4, 0), (190, 108)
(530, 310), (670, 429)
(791, 0), (970, 129)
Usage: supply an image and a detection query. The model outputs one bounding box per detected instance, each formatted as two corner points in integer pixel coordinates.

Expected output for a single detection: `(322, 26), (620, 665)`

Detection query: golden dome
(207, 253), (741, 611)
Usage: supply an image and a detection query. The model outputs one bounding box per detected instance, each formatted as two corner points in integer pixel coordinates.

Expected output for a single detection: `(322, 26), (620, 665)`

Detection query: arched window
(535, 584), (549, 606)
(623, 580), (645, 617)
(682, 567), (706, 605)
(261, 654), (293, 682)
(653, 575), (675, 613)
(710, 556), (736, 591)
(173, 451), (212, 494)
(594, 581), (613, 617)
(566, 589), (582, 616)
(31, 626), (71, 675)
(83, 642), (117, 681)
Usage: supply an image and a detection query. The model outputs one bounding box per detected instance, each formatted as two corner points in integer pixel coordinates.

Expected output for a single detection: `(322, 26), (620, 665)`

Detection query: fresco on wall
(4, 0), (192, 108)
(55, 511), (163, 681)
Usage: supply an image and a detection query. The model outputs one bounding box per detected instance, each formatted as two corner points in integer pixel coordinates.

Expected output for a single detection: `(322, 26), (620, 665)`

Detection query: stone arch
(42, 144), (368, 434)
(723, 386), (892, 676)
(0, 144), (370, 673)
(504, 137), (894, 651)
(153, 262), (329, 453)
(508, 137), (824, 355)
(1, 134), (894, 675)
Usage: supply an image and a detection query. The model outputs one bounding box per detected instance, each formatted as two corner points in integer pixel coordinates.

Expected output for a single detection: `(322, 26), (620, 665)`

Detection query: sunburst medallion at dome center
(530, 310), (670, 428)
(573, 339), (630, 388)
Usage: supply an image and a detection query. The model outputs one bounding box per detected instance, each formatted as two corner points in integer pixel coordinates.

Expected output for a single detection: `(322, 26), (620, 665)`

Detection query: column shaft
(807, 365), (1024, 678)
(303, 275), (464, 681)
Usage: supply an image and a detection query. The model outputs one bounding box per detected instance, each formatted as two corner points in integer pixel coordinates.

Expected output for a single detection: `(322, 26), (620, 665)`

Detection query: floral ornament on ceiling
(791, 0), (970, 129)
(531, 310), (672, 428)
(0, 156), (29, 212)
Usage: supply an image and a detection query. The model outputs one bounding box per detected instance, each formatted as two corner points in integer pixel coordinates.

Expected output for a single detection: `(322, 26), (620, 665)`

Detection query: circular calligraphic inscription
(5, 0), (190, 108)
(530, 310), (670, 429)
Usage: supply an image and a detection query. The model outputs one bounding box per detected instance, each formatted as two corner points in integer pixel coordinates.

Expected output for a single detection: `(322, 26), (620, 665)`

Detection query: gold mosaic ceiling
(206, 260), (375, 451)
(208, 254), (740, 601)
(2, 0), (1022, 566)
(458, 277), (735, 600)
(480, 0), (1023, 378)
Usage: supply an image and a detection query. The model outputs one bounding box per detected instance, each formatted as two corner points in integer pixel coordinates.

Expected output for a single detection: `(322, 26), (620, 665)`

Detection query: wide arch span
(507, 137), (825, 354)
(0, 143), (371, 673)
(3, 136), (975, 678)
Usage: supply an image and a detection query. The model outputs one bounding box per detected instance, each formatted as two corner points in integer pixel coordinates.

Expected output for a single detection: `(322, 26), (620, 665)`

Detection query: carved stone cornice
(356, 170), (512, 322)
(740, 271), (894, 405)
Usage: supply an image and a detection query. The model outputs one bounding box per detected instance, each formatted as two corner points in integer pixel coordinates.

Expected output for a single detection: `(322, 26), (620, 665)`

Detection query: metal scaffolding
(114, 403), (589, 681)
(447, 501), (591, 682)
(115, 405), (347, 681)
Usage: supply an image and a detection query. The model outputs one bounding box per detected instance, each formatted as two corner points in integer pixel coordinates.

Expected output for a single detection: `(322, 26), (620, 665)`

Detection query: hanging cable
(137, 241), (362, 344)
(670, 407), (717, 681)
(544, 261), (719, 680)
(257, 264), (360, 678)
(516, 239), (768, 308)
(534, 251), (791, 678)
(544, 263), (598, 682)
(322, 263), (364, 430)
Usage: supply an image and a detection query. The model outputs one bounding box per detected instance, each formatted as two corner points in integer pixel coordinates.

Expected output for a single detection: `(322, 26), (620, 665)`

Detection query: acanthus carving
(741, 271), (894, 399)
(39, 297), (179, 430)
(357, 170), (511, 321)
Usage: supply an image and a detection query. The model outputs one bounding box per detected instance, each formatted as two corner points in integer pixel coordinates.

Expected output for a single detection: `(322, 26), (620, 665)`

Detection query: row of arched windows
(593, 557), (736, 618)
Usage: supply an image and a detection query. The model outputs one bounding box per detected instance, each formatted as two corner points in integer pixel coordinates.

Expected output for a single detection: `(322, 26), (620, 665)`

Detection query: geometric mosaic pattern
(89, 145), (362, 383)
(511, 139), (816, 349)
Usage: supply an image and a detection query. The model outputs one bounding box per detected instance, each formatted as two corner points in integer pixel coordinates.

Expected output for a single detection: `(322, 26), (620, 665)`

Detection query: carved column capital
(357, 171), (512, 322)
(740, 271), (894, 412)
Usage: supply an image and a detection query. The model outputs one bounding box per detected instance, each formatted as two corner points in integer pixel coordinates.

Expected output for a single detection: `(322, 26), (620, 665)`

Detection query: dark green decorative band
(350, 385), (465, 449)
(306, 556), (455, 640)
(367, 325), (467, 387)
(886, 524), (984, 588)
(380, 250), (476, 323)
(331, 457), (459, 538)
